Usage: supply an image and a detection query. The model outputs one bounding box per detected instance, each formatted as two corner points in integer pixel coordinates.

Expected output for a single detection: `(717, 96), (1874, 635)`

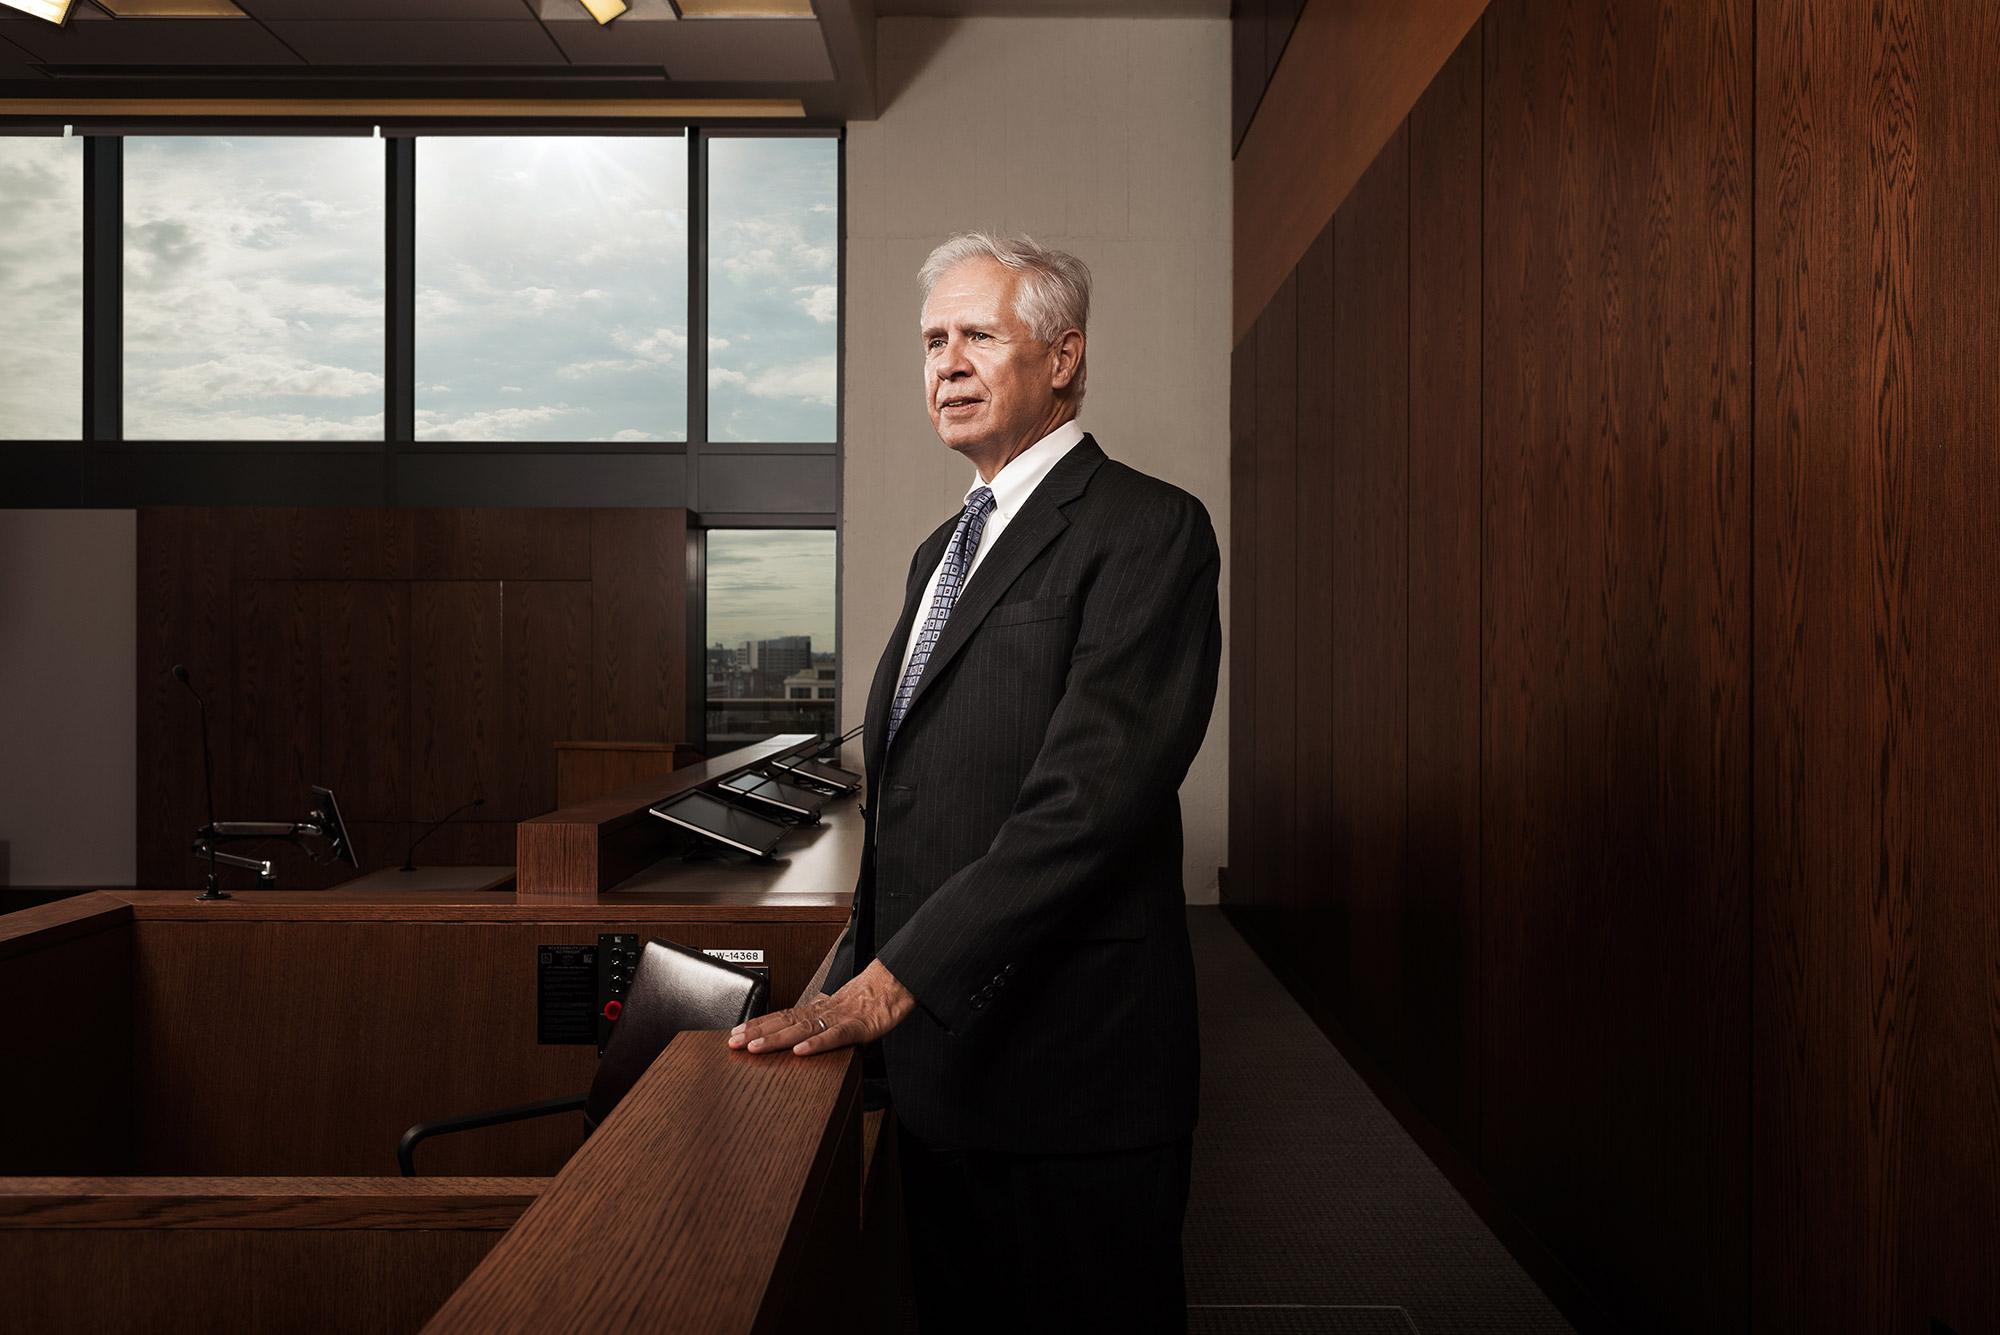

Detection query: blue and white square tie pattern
(887, 486), (996, 748)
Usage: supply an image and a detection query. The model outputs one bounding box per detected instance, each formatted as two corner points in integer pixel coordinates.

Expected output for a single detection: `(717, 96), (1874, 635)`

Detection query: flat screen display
(720, 773), (824, 821)
(647, 790), (786, 858)
(770, 754), (862, 793)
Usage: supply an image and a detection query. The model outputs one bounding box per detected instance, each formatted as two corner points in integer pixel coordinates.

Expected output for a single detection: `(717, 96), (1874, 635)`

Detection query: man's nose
(934, 340), (972, 378)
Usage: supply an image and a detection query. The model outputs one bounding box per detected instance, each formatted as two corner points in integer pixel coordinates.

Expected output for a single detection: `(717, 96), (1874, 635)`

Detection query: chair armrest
(398, 1093), (589, 1177)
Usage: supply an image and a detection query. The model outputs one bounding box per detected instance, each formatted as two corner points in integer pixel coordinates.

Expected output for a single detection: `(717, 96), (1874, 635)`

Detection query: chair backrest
(584, 936), (771, 1125)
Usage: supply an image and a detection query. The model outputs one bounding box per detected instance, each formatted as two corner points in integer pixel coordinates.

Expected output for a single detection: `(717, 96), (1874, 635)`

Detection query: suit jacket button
(969, 996), (983, 1009)
(1004, 964), (1016, 977)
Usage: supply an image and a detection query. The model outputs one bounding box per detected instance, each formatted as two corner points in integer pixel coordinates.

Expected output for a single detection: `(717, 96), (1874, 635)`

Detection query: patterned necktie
(887, 486), (996, 748)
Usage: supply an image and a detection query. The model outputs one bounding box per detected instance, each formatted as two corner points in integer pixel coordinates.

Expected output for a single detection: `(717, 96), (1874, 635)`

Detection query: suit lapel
(864, 514), (959, 779)
(901, 438), (1107, 724)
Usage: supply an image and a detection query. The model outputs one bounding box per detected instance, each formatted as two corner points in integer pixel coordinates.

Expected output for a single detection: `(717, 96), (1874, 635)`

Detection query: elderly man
(730, 233), (1220, 1331)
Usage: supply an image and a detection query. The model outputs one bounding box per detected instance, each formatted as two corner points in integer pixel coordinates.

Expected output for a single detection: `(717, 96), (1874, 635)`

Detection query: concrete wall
(0, 510), (136, 887)
(843, 17), (1232, 900)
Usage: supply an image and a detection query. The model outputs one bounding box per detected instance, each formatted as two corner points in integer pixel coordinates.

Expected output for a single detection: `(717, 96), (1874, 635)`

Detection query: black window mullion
(385, 136), (415, 505)
(688, 127), (708, 514)
(82, 135), (121, 457)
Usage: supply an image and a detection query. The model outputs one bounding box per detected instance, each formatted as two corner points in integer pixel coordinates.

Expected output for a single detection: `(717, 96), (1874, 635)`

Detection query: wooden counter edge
(419, 1034), (861, 1335)
(0, 1177), (548, 1230)
(0, 891), (134, 961)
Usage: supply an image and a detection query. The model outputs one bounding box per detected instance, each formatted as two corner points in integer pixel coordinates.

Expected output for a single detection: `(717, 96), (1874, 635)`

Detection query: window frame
(6, 122), (843, 530)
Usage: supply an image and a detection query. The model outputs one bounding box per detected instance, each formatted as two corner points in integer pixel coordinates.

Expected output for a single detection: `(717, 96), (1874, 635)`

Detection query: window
(123, 137), (383, 440)
(0, 136), (81, 440)
(416, 136), (688, 443)
(706, 136), (839, 443)
(705, 529), (837, 748)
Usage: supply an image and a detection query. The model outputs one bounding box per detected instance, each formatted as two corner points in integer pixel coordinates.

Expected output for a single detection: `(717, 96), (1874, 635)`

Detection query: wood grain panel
(136, 508), (229, 889)
(319, 581), (410, 824)
(2, 1227), (500, 1335)
(1226, 334), (1258, 906)
(501, 582), (592, 824)
(229, 580), (321, 821)
(1252, 276), (1298, 918)
(1481, 0), (1751, 1328)
(414, 509), (591, 582)
(231, 508), (416, 581)
(412, 580), (505, 826)
(554, 742), (704, 808)
(1289, 220), (1337, 967)
(1403, 20), (1482, 1150)
(130, 916), (844, 1177)
(1233, 0), (1488, 342)
(1756, 2), (2000, 1331)
(589, 508), (690, 746)
(1330, 128), (1409, 1076)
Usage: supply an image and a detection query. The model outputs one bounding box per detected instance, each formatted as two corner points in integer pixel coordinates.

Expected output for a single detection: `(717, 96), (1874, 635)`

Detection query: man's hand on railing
(729, 958), (917, 1056)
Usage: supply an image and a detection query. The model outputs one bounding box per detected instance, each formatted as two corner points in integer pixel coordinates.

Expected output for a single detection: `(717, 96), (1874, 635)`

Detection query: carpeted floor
(1183, 907), (1575, 1335)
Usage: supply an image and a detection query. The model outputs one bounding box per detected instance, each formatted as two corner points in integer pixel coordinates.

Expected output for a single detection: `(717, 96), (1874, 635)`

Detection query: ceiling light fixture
(577, 0), (628, 22)
(669, 0), (815, 16)
(94, 0), (248, 14)
(0, 0), (76, 25)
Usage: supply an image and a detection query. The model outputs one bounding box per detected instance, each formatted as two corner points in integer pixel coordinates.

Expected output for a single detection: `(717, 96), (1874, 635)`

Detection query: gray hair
(918, 232), (1090, 406)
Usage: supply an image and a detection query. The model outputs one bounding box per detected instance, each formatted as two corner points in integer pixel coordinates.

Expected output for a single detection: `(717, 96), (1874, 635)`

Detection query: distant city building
(735, 635), (812, 677)
(785, 667), (838, 701)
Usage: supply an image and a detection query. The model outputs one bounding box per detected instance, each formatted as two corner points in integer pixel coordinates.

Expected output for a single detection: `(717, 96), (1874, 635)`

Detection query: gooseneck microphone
(402, 796), (484, 872)
(172, 664), (228, 901)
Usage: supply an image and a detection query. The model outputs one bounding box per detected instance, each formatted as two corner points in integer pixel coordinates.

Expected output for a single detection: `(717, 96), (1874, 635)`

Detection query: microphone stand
(402, 797), (484, 872)
(173, 665), (228, 902)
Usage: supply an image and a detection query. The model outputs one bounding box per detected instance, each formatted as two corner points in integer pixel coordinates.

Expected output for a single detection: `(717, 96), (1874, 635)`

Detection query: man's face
(920, 258), (1074, 465)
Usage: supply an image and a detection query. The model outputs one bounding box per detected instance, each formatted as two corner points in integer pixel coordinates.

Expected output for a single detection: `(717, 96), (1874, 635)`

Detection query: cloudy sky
(416, 135), (688, 442)
(2, 132), (836, 444)
(0, 137), (81, 440)
(706, 137), (838, 444)
(706, 528), (836, 652)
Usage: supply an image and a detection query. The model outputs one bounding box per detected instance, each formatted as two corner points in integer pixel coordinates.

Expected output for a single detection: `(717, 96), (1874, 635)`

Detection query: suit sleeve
(873, 486), (1222, 1034)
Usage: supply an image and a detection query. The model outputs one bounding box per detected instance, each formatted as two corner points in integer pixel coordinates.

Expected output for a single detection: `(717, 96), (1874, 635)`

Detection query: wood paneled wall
(1231, 0), (2000, 1328)
(136, 509), (703, 889)
(1754, 4), (2000, 1334)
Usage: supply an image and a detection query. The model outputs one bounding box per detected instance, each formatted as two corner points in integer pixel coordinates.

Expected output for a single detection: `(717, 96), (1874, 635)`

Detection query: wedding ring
(814, 1016), (829, 1034)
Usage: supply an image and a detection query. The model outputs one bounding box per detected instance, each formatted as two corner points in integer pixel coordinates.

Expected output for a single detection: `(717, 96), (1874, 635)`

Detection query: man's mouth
(940, 396), (982, 413)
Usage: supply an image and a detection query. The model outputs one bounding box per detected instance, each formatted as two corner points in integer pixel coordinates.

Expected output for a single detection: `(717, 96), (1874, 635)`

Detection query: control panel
(596, 933), (639, 1056)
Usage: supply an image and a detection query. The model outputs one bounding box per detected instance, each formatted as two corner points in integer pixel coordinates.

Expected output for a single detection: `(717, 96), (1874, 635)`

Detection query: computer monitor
(719, 772), (824, 822)
(768, 753), (862, 794)
(647, 790), (787, 859)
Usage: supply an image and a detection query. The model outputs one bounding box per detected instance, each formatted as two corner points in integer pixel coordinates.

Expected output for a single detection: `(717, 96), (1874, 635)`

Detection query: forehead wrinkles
(921, 262), (1023, 336)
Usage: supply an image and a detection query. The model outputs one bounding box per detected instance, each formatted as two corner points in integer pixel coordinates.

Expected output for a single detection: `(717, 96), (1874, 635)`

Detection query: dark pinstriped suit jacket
(825, 435), (1221, 1154)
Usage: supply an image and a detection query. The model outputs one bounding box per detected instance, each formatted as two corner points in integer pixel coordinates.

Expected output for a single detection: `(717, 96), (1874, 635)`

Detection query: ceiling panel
(660, 18), (829, 81)
(262, 19), (569, 64)
(241, 0), (540, 17)
(0, 15), (304, 62)
(540, 17), (681, 63)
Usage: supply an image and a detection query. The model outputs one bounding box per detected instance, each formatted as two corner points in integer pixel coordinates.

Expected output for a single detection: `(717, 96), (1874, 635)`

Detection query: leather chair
(398, 936), (770, 1176)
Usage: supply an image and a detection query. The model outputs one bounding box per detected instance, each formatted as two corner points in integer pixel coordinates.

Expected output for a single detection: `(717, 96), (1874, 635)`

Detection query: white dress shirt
(897, 419), (1086, 686)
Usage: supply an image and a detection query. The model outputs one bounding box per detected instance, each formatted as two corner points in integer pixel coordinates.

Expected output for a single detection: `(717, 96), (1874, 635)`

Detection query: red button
(603, 1000), (622, 1020)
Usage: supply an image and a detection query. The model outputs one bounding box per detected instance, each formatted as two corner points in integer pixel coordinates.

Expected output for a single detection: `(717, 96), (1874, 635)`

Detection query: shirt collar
(966, 419), (1086, 520)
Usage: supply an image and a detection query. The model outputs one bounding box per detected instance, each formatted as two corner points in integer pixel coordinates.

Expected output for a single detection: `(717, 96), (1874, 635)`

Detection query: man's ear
(1050, 329), (1085, 390)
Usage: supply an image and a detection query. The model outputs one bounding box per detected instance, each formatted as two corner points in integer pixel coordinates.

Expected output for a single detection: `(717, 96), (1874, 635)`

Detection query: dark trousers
(897, 1120), (1193, 1335)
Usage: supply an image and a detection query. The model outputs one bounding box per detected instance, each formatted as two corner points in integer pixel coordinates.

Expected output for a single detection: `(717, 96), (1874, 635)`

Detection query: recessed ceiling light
(0, 0), (76, 25)
(95, 0), (246, 13)
(577, 0), (629, 22)
(670, 0), (815, 16)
